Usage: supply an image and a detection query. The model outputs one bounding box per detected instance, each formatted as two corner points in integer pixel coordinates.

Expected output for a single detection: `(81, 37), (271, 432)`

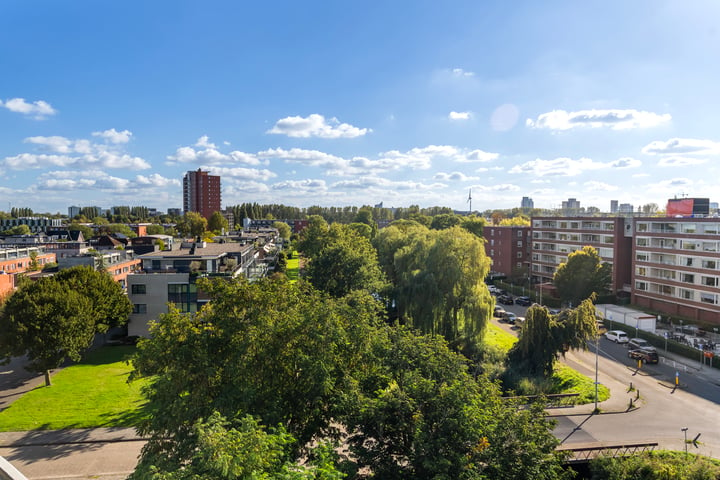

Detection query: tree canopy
(553, 246), (612, 306)
(207, 211), (229, 233)
(0, 266), (131, 386)
(177, 211), (208, 237)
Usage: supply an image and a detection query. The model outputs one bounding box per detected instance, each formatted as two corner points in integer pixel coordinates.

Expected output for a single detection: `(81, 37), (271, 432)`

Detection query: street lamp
(682, 427), (689, 454)
(594, 332), (600, 412)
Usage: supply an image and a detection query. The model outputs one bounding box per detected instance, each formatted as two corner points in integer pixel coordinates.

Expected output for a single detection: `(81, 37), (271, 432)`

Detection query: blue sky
(2, 1), (720, 215)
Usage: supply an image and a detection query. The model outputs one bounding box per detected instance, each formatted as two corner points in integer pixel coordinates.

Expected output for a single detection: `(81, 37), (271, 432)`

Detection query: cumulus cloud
(433, 171), (479, 181)
(609, 157), (642, 168)
(0, 97), (57, 119)
(36, 169), (131, 190)
(472, 183), (520, 192)
(641, 138), (720, 156)
(331, 177), (445, 190)
(135, 173), (181, 187)
(201, 166), (276, 181)
(509, 157), (607, 177)
(527, 109), (671, 130)
(7, 131), (150, 170)
(167, 137), (263, 166)
(448, 111), (471, 120)
(92, 128), (132, 144)
(267, 114), (370, 138)
(259, 147), (346, 169)
(272, 179), (328, 191)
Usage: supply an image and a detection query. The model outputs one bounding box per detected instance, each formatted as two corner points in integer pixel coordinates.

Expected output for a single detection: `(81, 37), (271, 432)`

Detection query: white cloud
(461, 149), (499, 163)
(167, 137), (263, 166)
(259, 147), (346, 169)
(584, 181), (619, 191)
(448, 111), (471, 120)
(434, 171), (479, 181)
(527, 109), (671, 130)
(609, 157), (642, 168)
(472, 183), (520, 192)
(0, 97), (57, 119)
(657, 156), (708, 167)
(135, 173), (181, 187)
(452, 68), (475, 77)
(331, 177), (445, 190)
(36, 169), (131, 190)
(509, 157), (607, 176)
(8, 133), (151, 170)
(272, 179), (328, 191)
(267, 114), (370, 138)
(92, 128), (132, 144)
(202, 166), (276, 181)
(642, 138), (720, 156)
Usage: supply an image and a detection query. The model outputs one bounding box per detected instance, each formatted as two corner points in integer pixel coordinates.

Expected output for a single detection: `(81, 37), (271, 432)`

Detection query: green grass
(286, 255), (300, 282)
(551, 363), (610, 403)
(0, 346), (150, 431)
(484, 322), (518, 352)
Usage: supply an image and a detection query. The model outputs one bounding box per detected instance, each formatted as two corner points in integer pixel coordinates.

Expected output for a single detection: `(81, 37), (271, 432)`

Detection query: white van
(605, 330), (629, 344)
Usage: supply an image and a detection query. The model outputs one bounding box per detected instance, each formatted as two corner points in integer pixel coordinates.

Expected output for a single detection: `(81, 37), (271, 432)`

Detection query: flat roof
(140, 242), (253, 258)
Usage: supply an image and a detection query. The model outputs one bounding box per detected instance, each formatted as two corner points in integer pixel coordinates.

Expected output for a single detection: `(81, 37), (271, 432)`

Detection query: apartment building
(57, 249), (141, 290)
(484, 225), (531, 278)
(632, 217), (720, 323)
(183, 169), (221, 219)
(0, 217), (63, 233)
(530, 217), (633, 295)
(0, 246), (56, 297)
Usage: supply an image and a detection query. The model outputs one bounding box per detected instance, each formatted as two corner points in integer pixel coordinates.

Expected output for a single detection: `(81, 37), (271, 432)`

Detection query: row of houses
(485, 215), (720, 327)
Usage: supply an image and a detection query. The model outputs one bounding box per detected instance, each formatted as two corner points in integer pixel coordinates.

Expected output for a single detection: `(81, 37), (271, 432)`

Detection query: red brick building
(183, 169), (221, 219)
(484, 225), (531, 279)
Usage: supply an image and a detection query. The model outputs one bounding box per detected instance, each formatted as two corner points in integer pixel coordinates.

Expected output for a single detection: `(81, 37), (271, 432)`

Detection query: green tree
(0, 277), (95, 386)
(461, 215), (486, 237)
(2, 224), (31, 235)
(68, 222), (94, 240)
(296, 215), (329, 259)
(146, 224), (165, 235)
(177, 211), (208, 238)
(553, 246), (611, 306)
(131, 277), (382, 465)
(508, 299), (598, 376)
(28, 251), (40, 271)
(429, 213), (461, 230)
(207, 211), (229, 234)
(304, 224), (387, 298)
(106, 223), (137, 238)
(273, 221), (292, 241)
(53, 266), (132, 333)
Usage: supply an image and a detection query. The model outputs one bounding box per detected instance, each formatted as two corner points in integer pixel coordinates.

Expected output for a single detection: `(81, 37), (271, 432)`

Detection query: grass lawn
(0, 346), (150, 432)
(286, 255), (300, 282)
(484, 321), (610, 404)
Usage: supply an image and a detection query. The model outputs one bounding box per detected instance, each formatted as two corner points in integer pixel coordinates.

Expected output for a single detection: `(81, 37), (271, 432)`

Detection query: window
(635, 281), (647, 291)
(133, 304), (147, 314)
(517, 230), (523, 237)
(679, 289), (694, 300)
(517, 241), (522, 247)
(490, 239), (494, 246)
(131, 284), (146, 294)
(636, 253), (649, 262)
(681, 273), (695, 283)
(700, 292), (718, 305)
(517, 252), (523, 258)
(636, 267), (647, 276)
(636, 237), (648, 246)
(702, 276), (718, 287)
(702, 259), (717, 269)
(516, 262), (522, 269)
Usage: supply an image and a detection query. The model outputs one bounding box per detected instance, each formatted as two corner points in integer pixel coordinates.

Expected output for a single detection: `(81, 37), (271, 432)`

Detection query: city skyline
(2, 1), (719, 214)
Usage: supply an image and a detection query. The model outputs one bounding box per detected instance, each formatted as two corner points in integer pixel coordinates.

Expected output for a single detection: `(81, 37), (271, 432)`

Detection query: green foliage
(2, 224), (31, 235)
(130, 412), (346, 480)
(131, 277), (383, 465)
(296, 215), (329, 258)
(0, 266), (131, 385)
(553, 246), (611, 306)
(499, 215), (530, 226)
(104, 223), (138, 238)
(273, 221), (292, 240)
(430, 213), (462, 230)
(177, 211), (208, 237)
(377, 223), (493, 352)
(460, 215), (486, 237)
(146, 224), (165, 235)
(508, 299), (598, 376)
(68, 222), (94, 239)
(590, 450), (720, 479)
(275, 250), (288, 273)
(304, 224), (387, 298)
(208, 211), (229, 233)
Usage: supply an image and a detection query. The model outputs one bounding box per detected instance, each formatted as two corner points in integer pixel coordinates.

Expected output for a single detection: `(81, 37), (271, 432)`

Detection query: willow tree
(377, 224), (493, 352)
(508, 298), (598, 376)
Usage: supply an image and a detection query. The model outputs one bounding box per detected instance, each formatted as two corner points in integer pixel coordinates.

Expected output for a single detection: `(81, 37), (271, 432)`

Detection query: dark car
(497, 294), (514, 305)
(628, 347), (659, 364)
(514, 296), (532, 306)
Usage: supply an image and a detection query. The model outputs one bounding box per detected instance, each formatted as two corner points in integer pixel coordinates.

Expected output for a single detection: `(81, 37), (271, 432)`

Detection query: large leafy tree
(304, 224), (387, 298)
(377, 224), (493, 352)
(131, 277), (383, 472)
(176, 211), (208, 238)
(508, 298), (598, 376)
(207, 211), (229, 233)
(553, 245), (612, 306)
(296, 215), (329, 259)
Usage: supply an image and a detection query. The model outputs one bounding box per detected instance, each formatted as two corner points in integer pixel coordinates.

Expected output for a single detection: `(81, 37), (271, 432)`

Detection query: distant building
(619, 203), (634, 214)
(561, 198), (581, 213)
(167, 208), (182, 217)
(610, 200), (618, 214)
(0, 217), (63, 233)
(666, 197), (710, 217)
(68, 206), (81, 218)
(183, 169), (221, 219)
(521, 197), (534, 209)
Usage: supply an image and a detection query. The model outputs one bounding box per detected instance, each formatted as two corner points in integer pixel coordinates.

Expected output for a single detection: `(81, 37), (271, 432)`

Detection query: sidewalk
(0, 427), (143, 448)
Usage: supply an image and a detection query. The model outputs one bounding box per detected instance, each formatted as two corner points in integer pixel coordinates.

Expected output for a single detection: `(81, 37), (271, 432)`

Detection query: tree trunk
(44, 370), (52, 387)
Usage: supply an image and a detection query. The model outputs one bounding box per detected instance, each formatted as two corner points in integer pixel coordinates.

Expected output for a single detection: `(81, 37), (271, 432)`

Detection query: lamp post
(682, 427), (689, 455)
(594, 332), (600, 412)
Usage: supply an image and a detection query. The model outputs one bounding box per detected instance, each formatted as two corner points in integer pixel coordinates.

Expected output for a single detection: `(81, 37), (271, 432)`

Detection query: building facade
(484, 226), (531, 279)
(0, 217), (63, 233)
(183, 169), (221, 219)
(530, 217), (633, 295)
(632, 217), (720, 323)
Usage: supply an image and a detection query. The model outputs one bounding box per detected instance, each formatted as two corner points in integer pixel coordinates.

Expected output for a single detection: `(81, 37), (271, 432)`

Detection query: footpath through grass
(0, 346), (149, 431)
(286, 255), (300, 282)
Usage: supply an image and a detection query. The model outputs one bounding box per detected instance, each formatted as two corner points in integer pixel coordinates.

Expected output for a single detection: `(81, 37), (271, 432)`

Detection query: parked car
(494, 306), (506, 317)
(605, 330), (629, 344)
(502, 312), (518, 324)
(497, 294), (514, 305)
(548, 308), (561, 315)
(628, 347), (659, 364)
(628, 338), (654, 351)
(514, 296), (532, 306)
